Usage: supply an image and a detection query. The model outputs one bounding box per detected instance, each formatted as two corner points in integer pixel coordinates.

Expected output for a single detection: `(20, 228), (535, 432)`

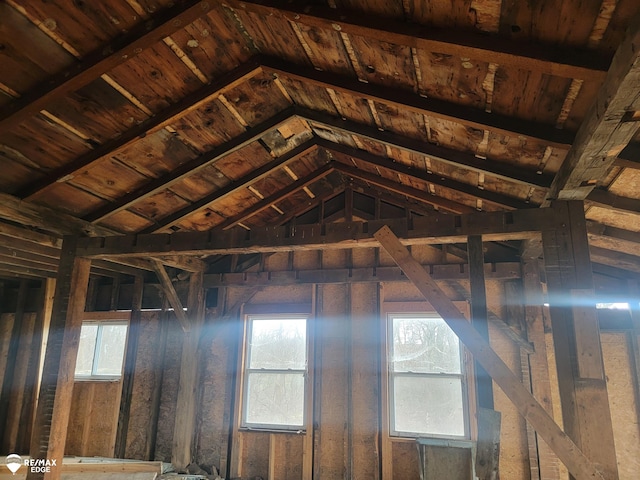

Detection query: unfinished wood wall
(1, 247), (640, 480)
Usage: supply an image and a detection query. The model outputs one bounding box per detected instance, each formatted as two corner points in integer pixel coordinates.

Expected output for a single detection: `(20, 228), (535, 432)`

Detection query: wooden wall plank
(350, 282), (381, 479)
(313, 281), (349, 479)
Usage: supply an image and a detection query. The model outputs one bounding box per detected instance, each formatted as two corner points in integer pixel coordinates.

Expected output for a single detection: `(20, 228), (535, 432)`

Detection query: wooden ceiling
(0, 0), (639, 280)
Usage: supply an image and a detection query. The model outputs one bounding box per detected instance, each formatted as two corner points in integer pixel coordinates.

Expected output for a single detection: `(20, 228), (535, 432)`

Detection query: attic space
(1, 1), (640, 480)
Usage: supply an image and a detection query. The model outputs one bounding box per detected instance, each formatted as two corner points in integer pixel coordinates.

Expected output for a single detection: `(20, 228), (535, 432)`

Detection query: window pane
(392, 316), (461, 374)
(75, 325), (98, 376)
(245, 372), (305, 426)
(95, 324), (127, 375)
(249, 318), (306, 369)
(393, 375), (465, 436)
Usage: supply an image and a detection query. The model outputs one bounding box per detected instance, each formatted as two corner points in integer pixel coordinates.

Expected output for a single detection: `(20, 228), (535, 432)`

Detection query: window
(75, 321), (128, 380)
(242, 315), (308, 430)
(388, 313), (467, 438)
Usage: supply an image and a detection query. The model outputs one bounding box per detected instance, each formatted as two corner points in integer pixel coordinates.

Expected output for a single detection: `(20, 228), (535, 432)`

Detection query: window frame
(74, 312), (130, 382)
(383, 302), (471, 441)
(239, 309), (312, 432)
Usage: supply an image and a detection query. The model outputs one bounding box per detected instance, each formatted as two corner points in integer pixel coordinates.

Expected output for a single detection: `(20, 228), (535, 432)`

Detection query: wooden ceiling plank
(298, 107), (552, 189)
(218, 163), (335, 230)
(18, 59), (264, 199)
(84, 107), (296, 223)
(0, 0), (221, 134)
(150, 259), (190, 332)
(373, 224), (606, 480)
(323, 139), (533, 210)
(224, 0), (609, 81)
(75, 206), (555, 258)
(263, 57), (574, 149)
(333, 162), (475, 214)
(144, 140), (319, 233)
(545, 14), (640, 204)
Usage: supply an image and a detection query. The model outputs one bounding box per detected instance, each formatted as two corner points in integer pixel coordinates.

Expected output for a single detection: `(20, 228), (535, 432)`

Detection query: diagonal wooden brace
(374, 225), (606, 480)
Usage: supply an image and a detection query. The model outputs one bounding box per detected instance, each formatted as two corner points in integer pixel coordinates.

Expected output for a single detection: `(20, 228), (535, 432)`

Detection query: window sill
(239, 426), (306, 435)
(74, 376), (122, 382)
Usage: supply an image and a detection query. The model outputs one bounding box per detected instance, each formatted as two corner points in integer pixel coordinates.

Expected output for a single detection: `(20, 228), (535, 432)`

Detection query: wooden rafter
(297, 108), (552, 189)
(217, 162), (334, 230)
(262, 57), (573, 149)
(349, 181), (440, 217)
(333, 162), (475, 213)
(545, 14), (640, 204)
(18, 60), (264, 199)
(0, 196), (198, 273)
(224, 0), (609, 81)
(373, 225), (606, 480)
(0, 0), (220, 134)
(143, 140), (319, 233)
(586, 189), (640, 215)
(324, 140), (533, 210)
(84, 107), (296, 223)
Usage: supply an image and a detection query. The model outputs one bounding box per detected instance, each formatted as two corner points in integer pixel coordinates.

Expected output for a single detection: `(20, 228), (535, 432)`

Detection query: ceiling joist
(545, 14), (640, 204)
(224, 0), (609, 81)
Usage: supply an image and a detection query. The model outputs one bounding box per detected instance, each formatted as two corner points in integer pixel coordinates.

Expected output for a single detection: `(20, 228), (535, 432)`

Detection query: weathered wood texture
(541, 201), (619, 480)
(27, 236), (91, 480)
(172, 271), (205, 470)
(374, 224), (608, 480)
(65, 380), (122, 457)
(601, 332), (640, 480)
(522, 260), (561, 480)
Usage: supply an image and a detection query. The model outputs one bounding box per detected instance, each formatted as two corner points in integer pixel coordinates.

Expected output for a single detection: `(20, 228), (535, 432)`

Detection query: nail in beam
(373, 225), (607, 480)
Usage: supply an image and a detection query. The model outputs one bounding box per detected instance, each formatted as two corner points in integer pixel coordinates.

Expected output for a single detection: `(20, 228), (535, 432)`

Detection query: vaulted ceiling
(0, 0), (639, 282)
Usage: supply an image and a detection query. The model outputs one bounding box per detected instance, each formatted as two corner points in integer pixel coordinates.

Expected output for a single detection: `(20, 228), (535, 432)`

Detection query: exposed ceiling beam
(586, 189), (640, 215)
(323, 139), (534, 210)
(0, 192), (118, 238)
(0, 193), (198, 273)
(298, 107), (552, 189)
(262, 57), (574, 149)
(545, 15), (640, 204)
(144, 140), (319, 234)
(75, 208), (553, 258)
(84, 107), (296, 223)
(589, 246), (640, 274)
(0, 0), (220, 134)
(224, 0), (609, 81)
(18, 59), (264, 199)
(217, 163), (334, 230)
(333, 162), (475, 214)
